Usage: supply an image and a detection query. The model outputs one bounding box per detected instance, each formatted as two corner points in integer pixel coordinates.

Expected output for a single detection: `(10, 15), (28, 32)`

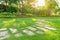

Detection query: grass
(0, 18), (37, 28)
(0, 17), (60, 40)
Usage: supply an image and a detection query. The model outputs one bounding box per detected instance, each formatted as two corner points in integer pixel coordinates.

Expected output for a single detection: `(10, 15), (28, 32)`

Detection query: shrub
(0, 4), (6, 12)
(6, 6), (19, 13)
(0, 12), (16, 17)
(0, 4), (19, 13)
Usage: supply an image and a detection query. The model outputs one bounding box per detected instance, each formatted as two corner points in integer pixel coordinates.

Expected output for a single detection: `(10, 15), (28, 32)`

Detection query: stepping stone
(40, 20), (45, 21)
(44, 27), (56, 30)
(36, 31), (44, 34)
(36, 22), (43, 25)
(36, 27), (48, 31)
(15, 33), (23, 37)
(39, 28), (48, 31)
(35, 24), (43, 27)
(35, 24), (41, 26)
(36, 21), (48, 24)
(35, 23), (44, 26)
(45, 25), (51, 27)
(0, 31), (9, 40)
(22, 29), (34, 35)
(0, 35), (9, 40)
(0, 31), (9, 37)
(37, 21), (44, 23)
(27, 27), (37, 31)
(9, 28), (17, 33)
(43, 22), (50, 24)
(36, 21), (46, 23)
(0, 28), (7, 31)
(39, 22), (49, 25)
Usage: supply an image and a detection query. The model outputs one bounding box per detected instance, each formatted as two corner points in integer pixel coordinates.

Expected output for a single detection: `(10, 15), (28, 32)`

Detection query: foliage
(6, 6), (19, 13)
(0, 4), (19, 13)
(0, 12), (16, 17)
(45, 0), (58, 16)
(0, 0), (60, 17)
(0, 4), (6, 12)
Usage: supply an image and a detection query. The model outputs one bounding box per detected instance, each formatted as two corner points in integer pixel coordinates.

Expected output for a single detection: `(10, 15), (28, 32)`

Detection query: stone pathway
(0, 19), (57, 40)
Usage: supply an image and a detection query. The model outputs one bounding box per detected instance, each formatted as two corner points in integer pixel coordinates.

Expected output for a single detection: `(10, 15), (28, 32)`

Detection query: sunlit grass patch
(2, 19), (16, 27)
(45, 30), (58, 37)
(0, 18), (37, 28)
(31, 18), (37, 21)
(22, 21), (26, 25)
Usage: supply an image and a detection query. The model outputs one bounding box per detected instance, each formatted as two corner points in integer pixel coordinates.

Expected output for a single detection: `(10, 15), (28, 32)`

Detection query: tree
(17, 0), (36, 16)
(45, 0), (58, 16)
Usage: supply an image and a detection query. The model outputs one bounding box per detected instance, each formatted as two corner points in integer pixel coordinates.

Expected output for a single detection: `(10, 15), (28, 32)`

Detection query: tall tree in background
(45, 0), (58, 16)
(17, 0), (36, 16)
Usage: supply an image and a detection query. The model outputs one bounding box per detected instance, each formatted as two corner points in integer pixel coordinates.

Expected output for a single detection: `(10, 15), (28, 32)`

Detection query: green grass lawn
(0, 17), (60, 40)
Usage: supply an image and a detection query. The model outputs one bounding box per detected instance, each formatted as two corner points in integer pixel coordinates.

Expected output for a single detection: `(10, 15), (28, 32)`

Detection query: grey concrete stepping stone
(45, 27), (56, 30)
(15, 33), (23, 37)
(35, 24), (43, 27)
(35, 24), (41, 26)
(0, 31), (9, 37)
(36, 20), (48, 24)
(37, 22), (49, 25)
(39, 28), (48, 31)
(9, 28), (17, 33)
(36, 27), (48, 31)
(35, 23), (44, 25)
(0, 35), (9, 40)
(36, 21), (43, 23)
(0, 28), (7, 31)
(0, 31), (9, 40)
(36, 21), (46, 23)
(22, 29), (35, 35)
(45, 24), (51, 26)
(36, 31), (44, 34)
(36, 22), (43, 25)
(43, 22), (49, 25)
(27, 27), (37, 31)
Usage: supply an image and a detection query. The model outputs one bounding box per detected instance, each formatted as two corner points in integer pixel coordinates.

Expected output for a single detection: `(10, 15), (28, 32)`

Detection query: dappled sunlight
(22, 21), (26, 25)
(12, 18), (37, 28)
(45, 30), (58, 37)
(31, 18), (37, 21)
(46, 20), (56, 28)
(3, 19), (16, 27)
(34, 0), (45, 8)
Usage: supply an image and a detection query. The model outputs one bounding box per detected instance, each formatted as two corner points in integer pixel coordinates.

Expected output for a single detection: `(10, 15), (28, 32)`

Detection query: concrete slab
(22, 29), (34, 35)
